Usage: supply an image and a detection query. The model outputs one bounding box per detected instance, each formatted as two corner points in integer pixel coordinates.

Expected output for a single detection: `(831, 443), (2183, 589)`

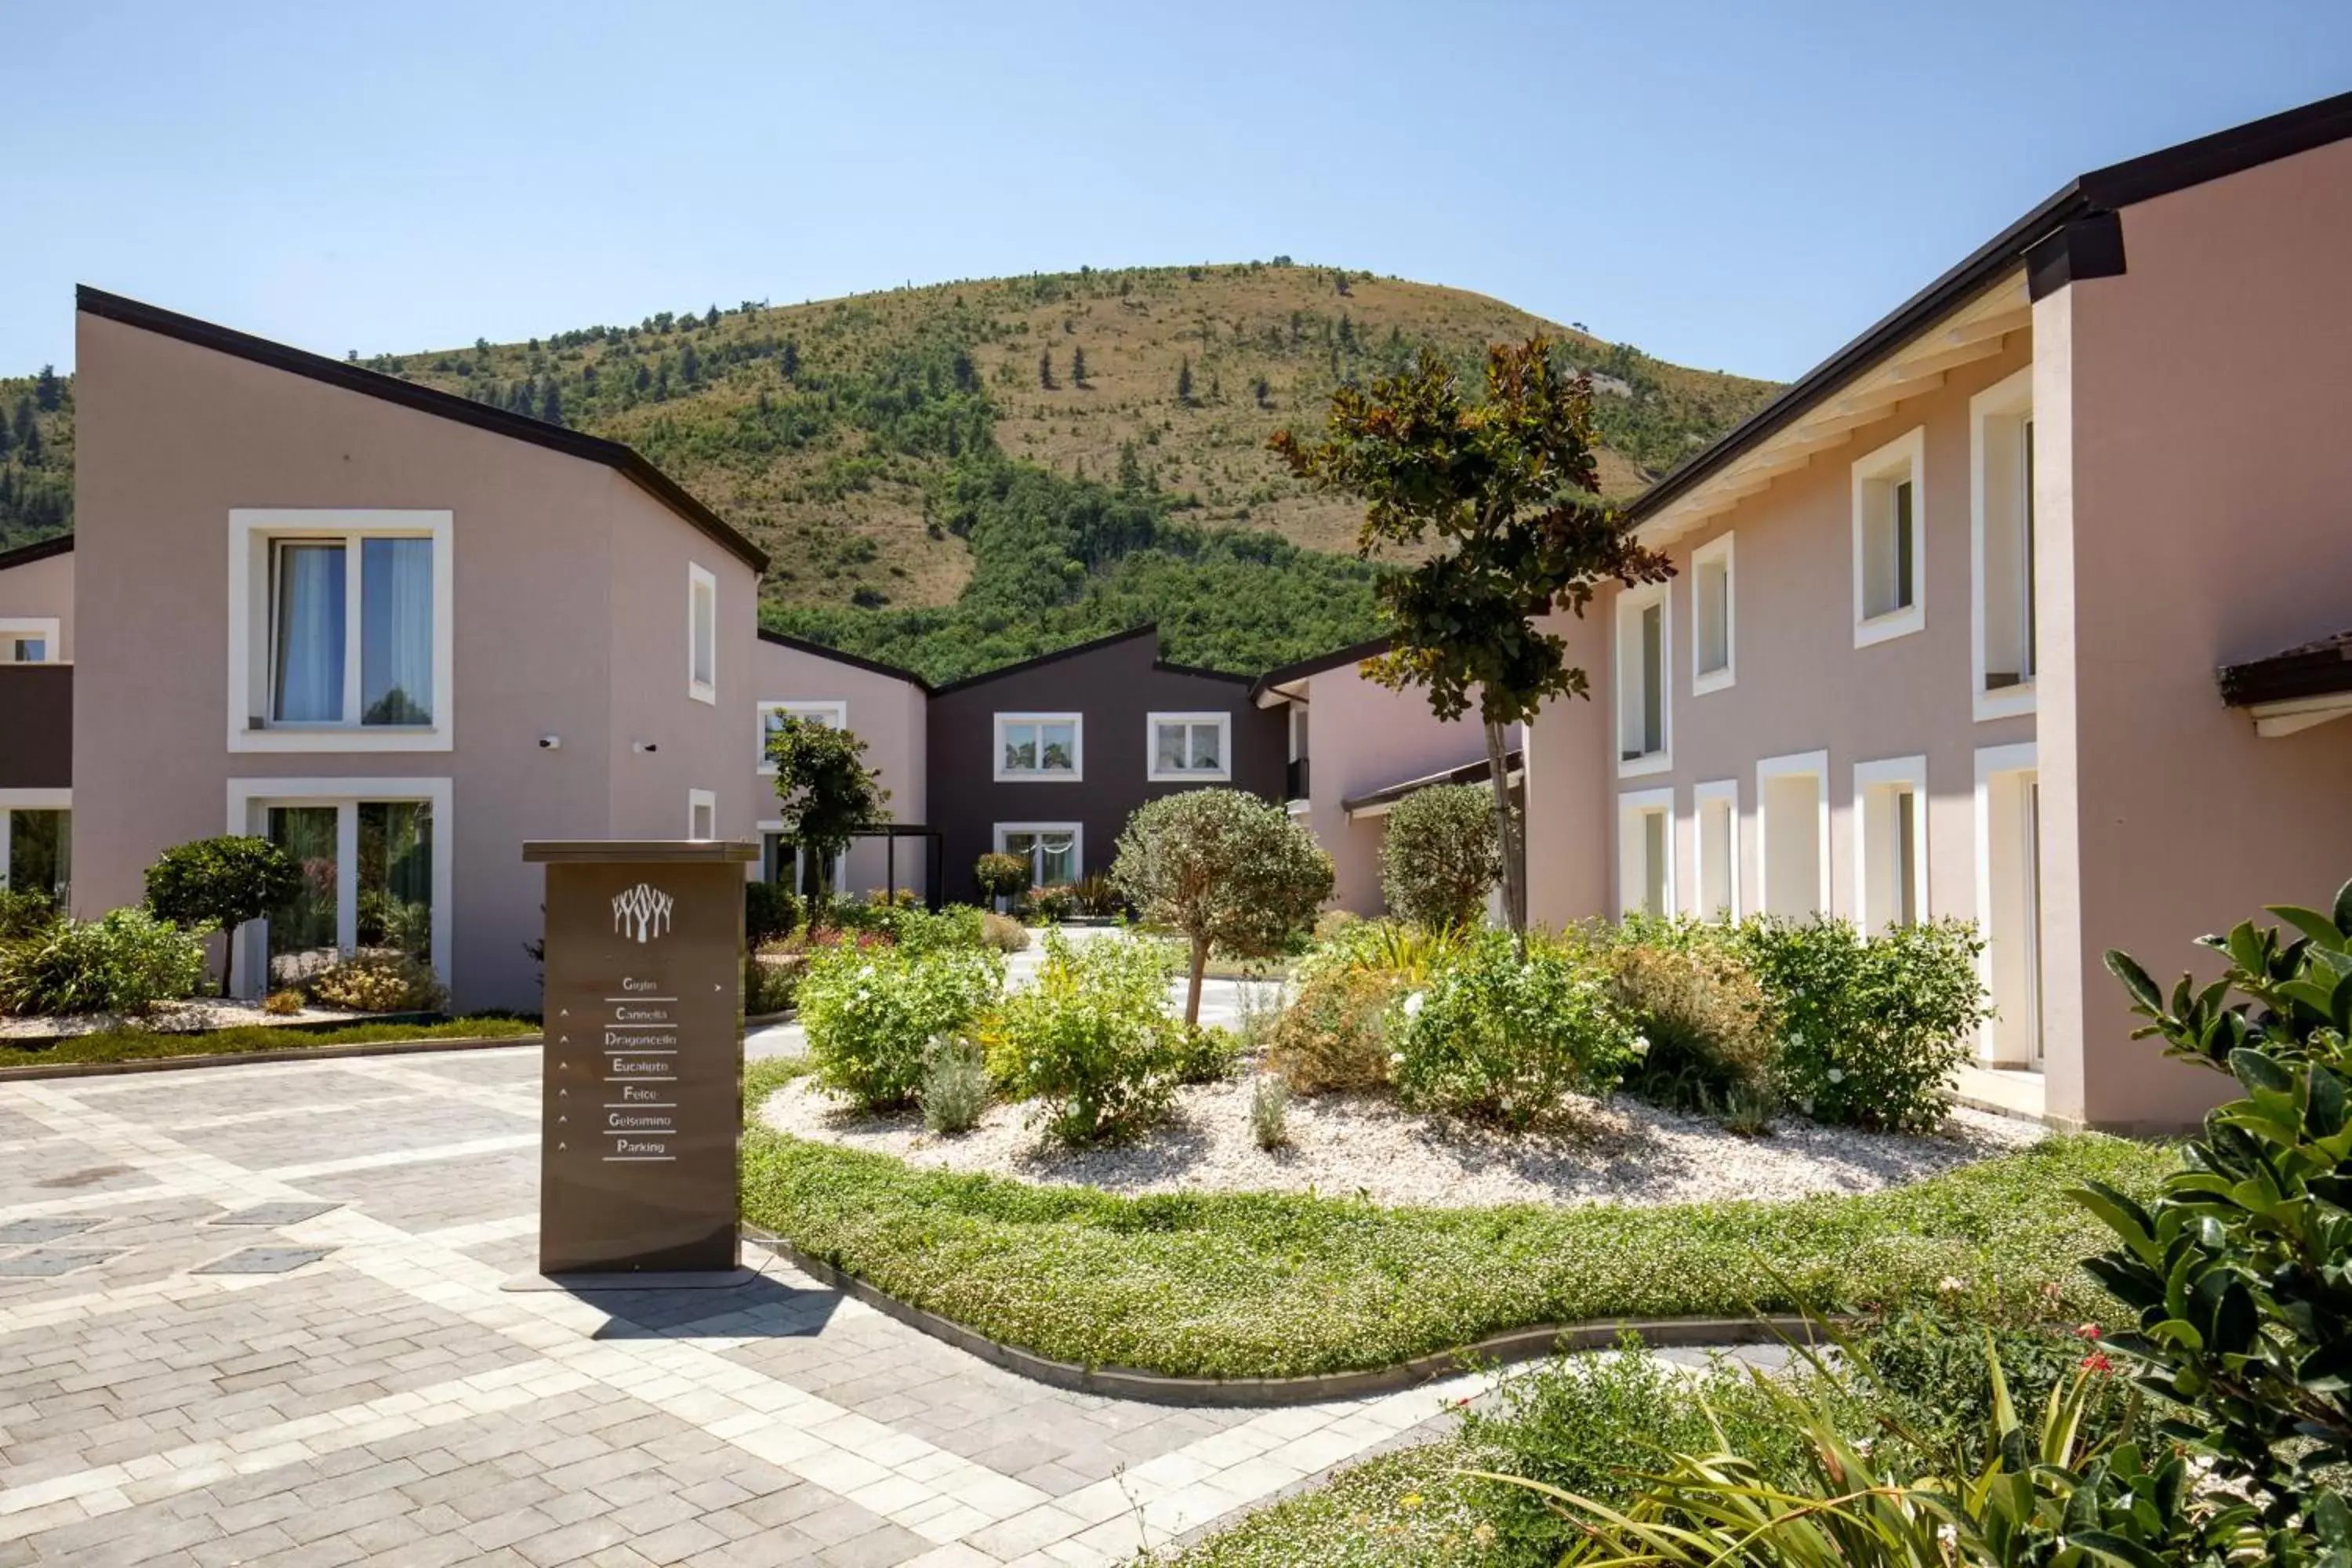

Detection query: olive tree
(1379, 783), (1501, 930)
(144, 835), (303, 996)
(1272, 338), (1671, 938)
(765, 716), (888, 902)
(1111, 789), (1333, 1026)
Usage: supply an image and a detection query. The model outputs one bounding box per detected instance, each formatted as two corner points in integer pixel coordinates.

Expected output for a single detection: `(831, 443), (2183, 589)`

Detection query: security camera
(538, 735), (561, 750)
(632, 741), (659, 754)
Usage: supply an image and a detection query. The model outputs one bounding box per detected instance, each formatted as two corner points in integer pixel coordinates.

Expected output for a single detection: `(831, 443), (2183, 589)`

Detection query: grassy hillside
(1, 263), (1778, 679)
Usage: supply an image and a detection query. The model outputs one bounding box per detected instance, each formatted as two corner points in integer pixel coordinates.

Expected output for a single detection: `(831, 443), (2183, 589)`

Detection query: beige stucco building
(750, 630), (932, 902)
(1526, 92), (2352, 1132)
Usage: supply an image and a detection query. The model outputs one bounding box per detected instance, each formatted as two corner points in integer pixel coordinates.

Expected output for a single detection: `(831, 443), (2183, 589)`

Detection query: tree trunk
(1483, 714), (1526, 949)
(1185, 933), (1210, 1029)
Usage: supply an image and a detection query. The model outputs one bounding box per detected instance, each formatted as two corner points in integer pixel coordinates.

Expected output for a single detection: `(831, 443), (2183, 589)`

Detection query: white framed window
(1853, 755), (1927, 931)
(227, 510), (454, 753)
(1971, 367), (2038, 720)
(226, 776), (452, 998)
(757, 700), (848, 773)
(688, 788), (717, 841)
(995, 713), (1083, 782)
(1755, 750), (1830, 918)
(1693, 779), (1739, 921)
(760, 825), (848, 901)
(1851, 428), (1926, 647)
(1147, 711), (1232, 782)
(1690, 533), (1735, 695)
(1614, 581), (1671, 776)
(0, 789), (71, 901)
(996, 822), (1081, 888)
(688, 563), (718, 705)
(0, 617), (60, 664)
(1973, 742), (2043, 1066)
(1617, 788), (1675, 919)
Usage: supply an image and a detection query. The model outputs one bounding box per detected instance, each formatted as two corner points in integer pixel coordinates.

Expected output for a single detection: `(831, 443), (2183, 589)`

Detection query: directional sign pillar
(522, 840), (755, 1277)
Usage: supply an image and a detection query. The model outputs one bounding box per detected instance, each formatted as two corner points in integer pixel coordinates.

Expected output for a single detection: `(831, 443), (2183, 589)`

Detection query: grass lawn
(0, 1016), (540, 1071)
(741, 1059), (2175, 1380)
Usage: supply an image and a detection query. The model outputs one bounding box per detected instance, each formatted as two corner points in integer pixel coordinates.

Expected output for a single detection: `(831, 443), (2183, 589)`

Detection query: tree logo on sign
(612, 883), (675, 944)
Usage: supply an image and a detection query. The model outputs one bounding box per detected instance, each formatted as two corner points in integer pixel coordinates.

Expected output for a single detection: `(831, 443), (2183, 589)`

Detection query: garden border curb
(0, 1032), (544, 1080)
(741, 1227), (1821, 1408)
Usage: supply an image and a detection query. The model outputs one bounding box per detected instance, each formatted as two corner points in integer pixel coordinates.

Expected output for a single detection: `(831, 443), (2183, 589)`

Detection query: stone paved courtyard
(0, 1045), (1487, 1566)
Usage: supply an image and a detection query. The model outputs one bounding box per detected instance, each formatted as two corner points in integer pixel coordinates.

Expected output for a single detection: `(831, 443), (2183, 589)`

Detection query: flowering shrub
(1265, 967), (1405, 1093)
(1390, 930), (1636, 1126)
(798, 943), (1004, 1112)
(305, 951), (447, 1014)
(988, 931), (1176, 1145)
(1735, 916), (1986, 1132)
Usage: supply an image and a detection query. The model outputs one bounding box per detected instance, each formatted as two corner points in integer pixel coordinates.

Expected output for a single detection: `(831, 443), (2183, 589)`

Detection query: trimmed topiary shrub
(1391, 928), (1637, 1127)
(144, 835), (303, 996)
(973, 852), (1030, 906)
(1378, 782), (1501, 931)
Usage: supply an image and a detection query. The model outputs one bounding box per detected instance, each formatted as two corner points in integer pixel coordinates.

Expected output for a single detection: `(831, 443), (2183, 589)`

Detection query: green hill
(0, 263), (1779, 681)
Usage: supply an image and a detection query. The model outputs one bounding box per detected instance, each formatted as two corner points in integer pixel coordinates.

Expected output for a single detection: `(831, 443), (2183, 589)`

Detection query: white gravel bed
(0, 998), (379, 1040)
(760, 1073), (2045, 1210)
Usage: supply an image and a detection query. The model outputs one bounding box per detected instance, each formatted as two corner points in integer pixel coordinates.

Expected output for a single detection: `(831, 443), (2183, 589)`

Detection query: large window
(688, 563), (718, 705)
(1853, 756), (1927, 932)
(1615, 583), (1670, 775)
(0, 619), (59, 663)
(0, 793), (70, 901)
(1148, 712), (1231, 782)
(757, 700), (847, 771)
(1757, 750), (1828, 918)
(1693, 780), (1738, 921)
(995, 713), (1083, 782)
(1852, 429), (1926, 646)
(1617, 789), (1675, 918)
(1971, 367), (2037, 720)
(230, 510), (452, 753)
(1690, 533), (1735, 694)
(762, 831), (848, 901)
(997, 823), (1080, 888)
(230, 778), (451, 995)
(1975, 742), (2043, 1066)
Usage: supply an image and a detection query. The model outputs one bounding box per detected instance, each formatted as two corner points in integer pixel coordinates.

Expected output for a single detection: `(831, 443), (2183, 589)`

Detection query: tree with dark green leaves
(681, 343), (701, 384)
(781, 339), (800, 379)
(1272, 338), (1669, 937)
(33, 366), (60, 411)
(1071, 348), (1088, 387)
(1037, 349), (1055, 390)
(704, 304), (720, 328)
(764, 717), (890, 903)
(144, 836), (304, 996)
(539, 381), (564, 426)
(1251, 376), (1272, 408)
(1176, 358), (1193, 405)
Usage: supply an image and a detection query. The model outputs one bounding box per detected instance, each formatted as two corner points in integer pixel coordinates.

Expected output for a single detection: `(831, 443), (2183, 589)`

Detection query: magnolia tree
(144, 835), (303, 996)
(1272, 338), (1671, 938)
(765, 717), (888, 903)
(1379, 783), (1501, 931)
(1111, 789), (1333, 1026)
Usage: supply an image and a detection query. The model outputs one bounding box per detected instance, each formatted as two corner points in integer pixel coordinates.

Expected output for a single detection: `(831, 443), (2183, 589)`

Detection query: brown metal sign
(524, 840), (756, 1276)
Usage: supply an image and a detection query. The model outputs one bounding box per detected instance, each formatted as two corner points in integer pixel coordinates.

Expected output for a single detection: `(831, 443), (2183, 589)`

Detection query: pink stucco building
(1526, 91), (2352, 1131)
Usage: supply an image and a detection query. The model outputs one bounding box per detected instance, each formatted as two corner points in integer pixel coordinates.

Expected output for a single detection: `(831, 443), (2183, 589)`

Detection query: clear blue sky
(5, 2), (2345, 381)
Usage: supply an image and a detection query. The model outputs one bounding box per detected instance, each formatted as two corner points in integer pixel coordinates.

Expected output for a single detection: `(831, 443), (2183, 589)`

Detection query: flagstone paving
(0, 1044), (1494, 1566)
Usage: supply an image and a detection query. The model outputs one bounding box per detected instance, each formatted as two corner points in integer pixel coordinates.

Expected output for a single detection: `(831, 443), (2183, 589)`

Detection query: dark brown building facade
(925, 627), (1286, 899)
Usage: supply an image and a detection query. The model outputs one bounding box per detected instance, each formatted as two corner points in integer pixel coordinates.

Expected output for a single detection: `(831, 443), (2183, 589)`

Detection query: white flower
(1825, 1066), (1845, 1084)
(1402, 991), (1426, 1018)
(1630, 1033), (1650, 1057)
(1937, 1275), (1969, 1294)
(1388, 1051), (1406, 1066)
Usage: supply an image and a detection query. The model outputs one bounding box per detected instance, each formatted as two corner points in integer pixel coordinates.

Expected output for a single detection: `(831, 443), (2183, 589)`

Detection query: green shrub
(980, 911), (1029, 953)
(1377, 782), (1500, 931)
(143, 834), (303, 996)
(0, 908), (210, 1017)
(1168, 1022), (1241, 1085)
(798, 943), (1003, 1112)
(1294, 916), (1467, 988)
(1391, 928), (1635, 1126)
(1072, 872), (1124, 918)
(0, 887), (57, 940)
(745, 956), (800, 1015)
(973, 851), (1030, 904)
(745, 881), (800, 948)
(890, 904), (986, 955)
(989, 931), (1176, 1145)
(1029, 884), (1079, 923)
(1610, 941), (1780, 1120)
(1249, 1074), (1290, 1149)
(1737, 916), (1987, 1132)
(2089, 881), (2352, 1536)
(304, 951), (447, 1014)
(1265, 966), (1403, 1094)
(919, 1037), (990, 1135)
(262, 988), (306, 1016)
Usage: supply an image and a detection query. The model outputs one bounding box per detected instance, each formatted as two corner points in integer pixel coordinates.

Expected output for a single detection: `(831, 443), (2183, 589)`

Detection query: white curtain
(362, 538), (433, 725)
(273, 543), (345, 723)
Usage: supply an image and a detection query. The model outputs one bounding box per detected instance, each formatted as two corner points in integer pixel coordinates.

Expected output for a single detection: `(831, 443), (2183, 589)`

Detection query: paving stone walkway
(0, 1045), (1490, 1566)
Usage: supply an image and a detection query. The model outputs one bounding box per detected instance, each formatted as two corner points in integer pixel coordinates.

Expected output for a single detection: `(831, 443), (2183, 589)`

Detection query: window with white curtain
(1148, 713), (1231, 782)
(998, 824), (1080, 887)
(231, 510), (452, 752)
(996, 714), (1083, 781)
